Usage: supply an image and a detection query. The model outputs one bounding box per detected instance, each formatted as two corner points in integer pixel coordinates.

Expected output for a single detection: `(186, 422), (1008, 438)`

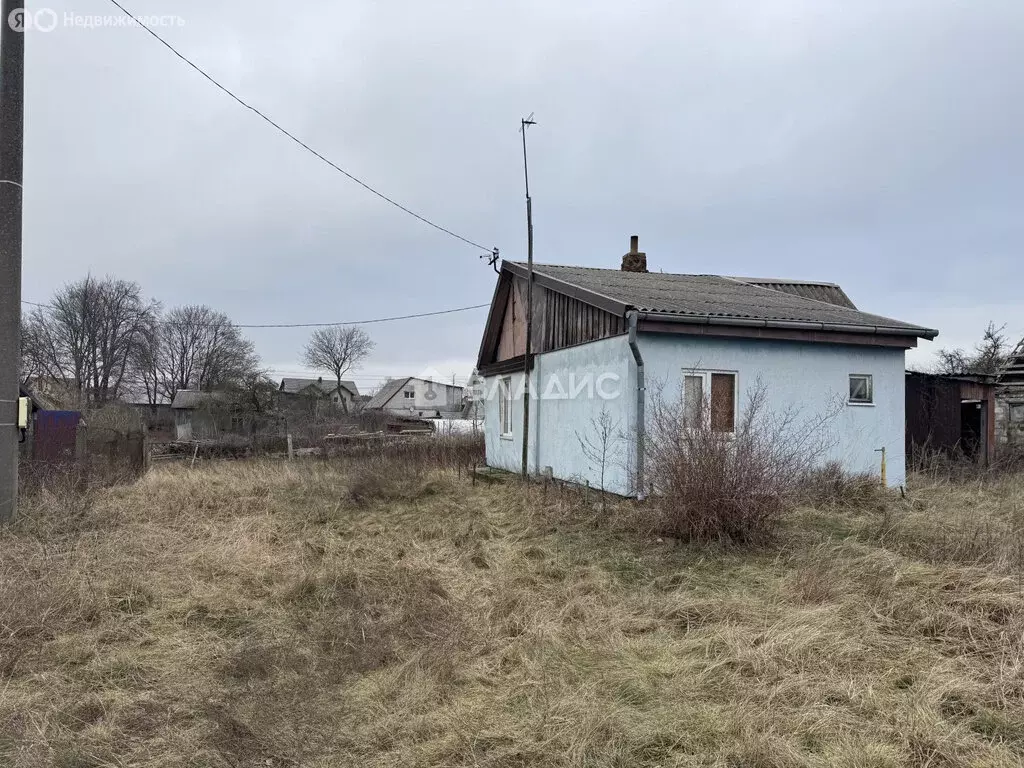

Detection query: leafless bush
(85, 403), (144, 434)
(576, 407), (622, 513)
(644, 380), (839, 544)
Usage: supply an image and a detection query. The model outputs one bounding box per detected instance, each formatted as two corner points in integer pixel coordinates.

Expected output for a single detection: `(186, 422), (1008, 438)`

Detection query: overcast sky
(20, 0), (1024, 391)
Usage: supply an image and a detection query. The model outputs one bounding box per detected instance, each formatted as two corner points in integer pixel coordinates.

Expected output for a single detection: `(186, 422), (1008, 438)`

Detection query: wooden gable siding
(495, 280), (527, 360)
(493, 277), (624, 363)
(542, 287), (623, 351)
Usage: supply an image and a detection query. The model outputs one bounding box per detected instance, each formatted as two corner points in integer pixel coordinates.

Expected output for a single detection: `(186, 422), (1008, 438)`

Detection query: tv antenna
(519, 113), (536, 478)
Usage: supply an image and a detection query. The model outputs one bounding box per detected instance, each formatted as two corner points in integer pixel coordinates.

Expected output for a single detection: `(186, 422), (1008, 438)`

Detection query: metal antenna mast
(519, 114), (536, 478)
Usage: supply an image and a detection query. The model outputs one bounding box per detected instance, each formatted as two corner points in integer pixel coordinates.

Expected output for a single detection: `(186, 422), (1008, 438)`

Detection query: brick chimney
(621, 235), (648, 273)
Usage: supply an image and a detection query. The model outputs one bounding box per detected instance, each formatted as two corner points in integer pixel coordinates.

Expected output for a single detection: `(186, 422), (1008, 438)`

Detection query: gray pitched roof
(366, 377), (411, 409)
(729, 277), (857, 310)
(279, 377), (359, 396)
(508, 262), (936, 338)
(171, 390), (224, 409)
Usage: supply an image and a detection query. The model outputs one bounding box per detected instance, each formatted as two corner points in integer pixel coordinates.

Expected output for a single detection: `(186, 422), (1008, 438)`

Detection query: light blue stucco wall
(483, 336), (636, 495)
(638, 334), (907, 486)
(484, 332), (908, 492)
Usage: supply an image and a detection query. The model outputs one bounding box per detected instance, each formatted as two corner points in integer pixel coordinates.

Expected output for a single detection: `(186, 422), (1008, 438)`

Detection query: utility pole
(0, 1), (25, 523)
(519, 114), (535, 478)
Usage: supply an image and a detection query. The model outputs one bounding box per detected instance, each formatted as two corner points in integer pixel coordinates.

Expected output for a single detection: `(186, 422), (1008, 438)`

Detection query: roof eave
(634, 311), (938, 341)
(502, 261), (629, 316)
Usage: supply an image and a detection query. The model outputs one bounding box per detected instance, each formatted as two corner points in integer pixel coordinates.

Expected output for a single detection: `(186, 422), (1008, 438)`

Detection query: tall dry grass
(1, 457), (1024, 766)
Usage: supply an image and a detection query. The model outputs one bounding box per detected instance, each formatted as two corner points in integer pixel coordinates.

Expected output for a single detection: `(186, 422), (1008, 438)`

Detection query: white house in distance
(366, 376), (465, 418)
(278, 377), (359, 411)
(475, 236), (938, 496)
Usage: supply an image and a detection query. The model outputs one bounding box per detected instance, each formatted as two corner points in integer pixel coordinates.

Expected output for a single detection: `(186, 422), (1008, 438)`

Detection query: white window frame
(499, 376), (513, 438)
(848, 374), (874, 406)
(682, 369), (738, 434)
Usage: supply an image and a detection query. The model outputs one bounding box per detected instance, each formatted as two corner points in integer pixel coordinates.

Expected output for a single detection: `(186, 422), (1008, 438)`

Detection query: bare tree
(19, 311), (44, 386)
(576, 407), (621, 514)
(302, 326), (374, 412)
(130, 314), (163, 405)
(221, 371), (279, 415)
(22, 276), (158, 406)
(935, 322), (1011, 376)
(156, 305), (259, 400)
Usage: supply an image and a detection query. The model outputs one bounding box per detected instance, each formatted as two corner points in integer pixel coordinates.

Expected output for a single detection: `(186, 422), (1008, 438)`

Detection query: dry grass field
(3, 459), (1024, 767)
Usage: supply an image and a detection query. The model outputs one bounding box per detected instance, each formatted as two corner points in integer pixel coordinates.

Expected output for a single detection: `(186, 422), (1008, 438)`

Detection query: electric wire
(105, 0), (495, 255)
(21, 300), (489, 328)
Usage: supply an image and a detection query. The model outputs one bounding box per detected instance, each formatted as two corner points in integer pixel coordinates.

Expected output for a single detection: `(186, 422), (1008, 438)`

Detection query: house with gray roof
(171, 389), (280, 441)
(366, 376), (465, 418)
(278, 377), (360, 413)
(476, 235), (938, 495)
(171, 390), (227, 441)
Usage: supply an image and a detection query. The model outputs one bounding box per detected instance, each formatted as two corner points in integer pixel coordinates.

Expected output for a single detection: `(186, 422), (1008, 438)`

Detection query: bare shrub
(644, 380), (838, 544)
(576, 407), (622, 513)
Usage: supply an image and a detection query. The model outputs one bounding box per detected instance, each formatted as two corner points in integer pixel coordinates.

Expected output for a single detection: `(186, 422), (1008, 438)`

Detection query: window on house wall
(849, 374), (873, 405)
(683, 374), (704, 425)
(403, 390), (415, 399)
(682, 371), (737, 433)
(499, 377), (513, 437)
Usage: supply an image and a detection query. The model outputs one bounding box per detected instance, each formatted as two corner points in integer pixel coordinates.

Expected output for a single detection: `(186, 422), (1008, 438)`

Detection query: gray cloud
(22, 0), (1024, 386)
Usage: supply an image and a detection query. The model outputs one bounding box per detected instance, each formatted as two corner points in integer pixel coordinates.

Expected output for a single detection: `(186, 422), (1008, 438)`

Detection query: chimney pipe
(621, 234), (648, 273)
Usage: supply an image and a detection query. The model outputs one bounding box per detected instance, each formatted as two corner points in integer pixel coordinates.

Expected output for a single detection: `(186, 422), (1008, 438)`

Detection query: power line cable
(21, 299), (488, 328)
(270, 374), (473, 383)
(105, 0), (497, 257)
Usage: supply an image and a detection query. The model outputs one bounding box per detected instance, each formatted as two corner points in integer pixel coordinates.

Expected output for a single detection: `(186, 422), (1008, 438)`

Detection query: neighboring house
(995, 338), (1024, 451)
(475, 236), (938, 495)
(171, 390), (278, 441)
(366, 377), (465, 418)
(278, 377), (359, 412)
(171, 390), (224, 441)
